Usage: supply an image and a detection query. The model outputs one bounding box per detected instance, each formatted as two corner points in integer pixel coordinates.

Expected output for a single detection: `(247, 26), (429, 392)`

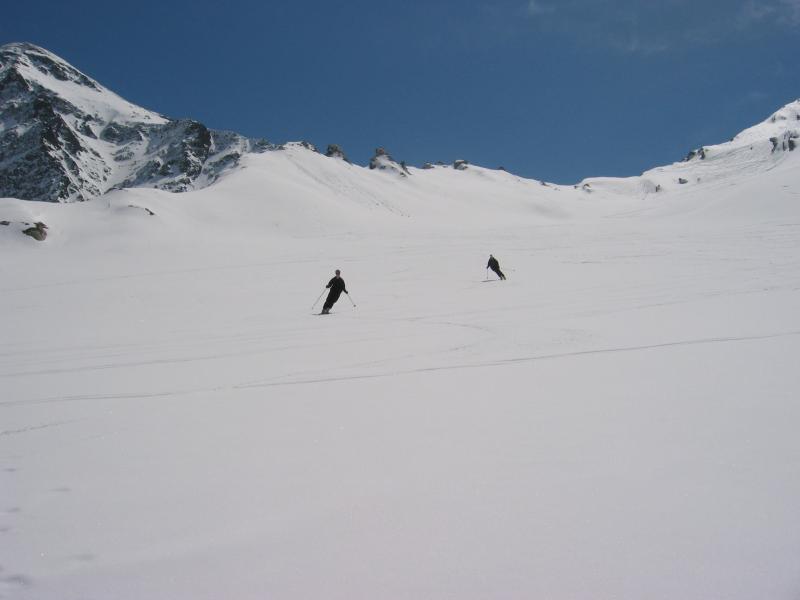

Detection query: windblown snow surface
(1, 140), (800, 599)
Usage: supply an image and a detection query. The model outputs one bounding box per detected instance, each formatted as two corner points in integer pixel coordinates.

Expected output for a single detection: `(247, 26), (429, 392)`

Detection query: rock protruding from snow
(0, 42), (273, 202)
(683, 147), (707, 161)
(0, 218), (48, 241)
(22, 221), (48, 240)
(325, 144), (350, 162)
(369, 147), (409, 177)
(770, 131), (798, 153)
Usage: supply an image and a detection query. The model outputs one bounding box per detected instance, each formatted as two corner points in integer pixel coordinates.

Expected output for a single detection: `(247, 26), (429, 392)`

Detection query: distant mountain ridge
(0, 43), (272, 202)
(0, 42), (798, 203)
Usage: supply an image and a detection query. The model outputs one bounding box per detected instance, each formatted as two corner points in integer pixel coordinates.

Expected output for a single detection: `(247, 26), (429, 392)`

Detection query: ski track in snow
(2, 328), (797, 409)
(0, 421), (75, 437)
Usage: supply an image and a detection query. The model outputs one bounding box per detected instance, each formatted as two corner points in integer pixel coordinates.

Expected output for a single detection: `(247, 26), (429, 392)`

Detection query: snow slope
(2, 93), (800, 598)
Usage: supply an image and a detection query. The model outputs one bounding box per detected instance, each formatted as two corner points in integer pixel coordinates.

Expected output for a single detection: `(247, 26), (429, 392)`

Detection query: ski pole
(311, 289), (326, 310)
(486, 267), (489, 280)
(346, 293), (357, 307)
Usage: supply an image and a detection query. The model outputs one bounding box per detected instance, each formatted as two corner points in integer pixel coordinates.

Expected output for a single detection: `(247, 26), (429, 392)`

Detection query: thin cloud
(777, 0), (800, 23)
(737, 0), (800, 27)
(613, 33), (670, 56)
(738, 0), (777, 24)
(517, 0), (799, 55)
(526, 0), (555, 16)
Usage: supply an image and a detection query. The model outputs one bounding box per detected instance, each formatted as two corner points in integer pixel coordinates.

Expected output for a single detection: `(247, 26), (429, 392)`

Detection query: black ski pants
(323, 290), (343, 311)
(490, 266), (506, 280)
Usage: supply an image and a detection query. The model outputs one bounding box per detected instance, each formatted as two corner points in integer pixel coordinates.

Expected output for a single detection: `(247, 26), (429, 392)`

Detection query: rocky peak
(1, 43), (102, 91)
(0, 42), (272, 202)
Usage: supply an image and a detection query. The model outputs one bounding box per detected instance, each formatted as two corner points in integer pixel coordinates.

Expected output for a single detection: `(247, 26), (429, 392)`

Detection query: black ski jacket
(487, 256), (500, 270)
(326, 276), (348, 295)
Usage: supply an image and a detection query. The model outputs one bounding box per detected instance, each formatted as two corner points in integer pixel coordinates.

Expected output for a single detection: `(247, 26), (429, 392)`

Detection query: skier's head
(335, 269), (341, 276)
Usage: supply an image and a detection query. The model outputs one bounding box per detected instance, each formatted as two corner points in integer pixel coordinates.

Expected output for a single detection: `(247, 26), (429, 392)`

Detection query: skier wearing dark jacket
(487, 254), (506, 280)
(322, 269), (348, 314)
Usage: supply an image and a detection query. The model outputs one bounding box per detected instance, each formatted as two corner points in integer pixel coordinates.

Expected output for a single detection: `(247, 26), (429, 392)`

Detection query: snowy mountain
(2, 42), (798, 206)
(0, 43), (272, 202)
(582, 100), (800, 196)
(2, 43), (800, 600)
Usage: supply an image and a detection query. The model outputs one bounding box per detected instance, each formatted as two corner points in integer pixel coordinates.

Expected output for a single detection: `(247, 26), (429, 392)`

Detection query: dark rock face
(678, 178), (688, 184)
(453, 159), (469, 171)
(0, 43), (273, 202)
(0, 82), (99, 201)
(100, 122), (143, 144)
(770, 132), (798, 153)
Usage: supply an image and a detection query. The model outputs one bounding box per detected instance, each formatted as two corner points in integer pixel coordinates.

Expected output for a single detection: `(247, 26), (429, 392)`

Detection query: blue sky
(3, 0), (799, 182)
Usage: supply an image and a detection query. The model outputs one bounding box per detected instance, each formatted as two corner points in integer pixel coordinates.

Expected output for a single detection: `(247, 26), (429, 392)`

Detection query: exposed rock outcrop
(683, 147), (707, 161)
(325, 144), (350, 162)
(369, 147), (408, 177)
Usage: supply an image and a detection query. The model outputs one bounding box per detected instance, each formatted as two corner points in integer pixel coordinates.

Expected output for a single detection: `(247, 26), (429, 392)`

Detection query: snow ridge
(1, 42), (799, 205)
(582, 99), (800, 198)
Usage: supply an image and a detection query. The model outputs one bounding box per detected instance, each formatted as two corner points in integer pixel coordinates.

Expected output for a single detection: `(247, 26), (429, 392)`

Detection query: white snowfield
(2, 111), (800, 600)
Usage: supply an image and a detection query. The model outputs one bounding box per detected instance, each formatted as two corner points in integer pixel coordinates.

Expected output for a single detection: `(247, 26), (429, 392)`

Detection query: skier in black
(321, 269), (348, 314)
(487, 254), (506, 280)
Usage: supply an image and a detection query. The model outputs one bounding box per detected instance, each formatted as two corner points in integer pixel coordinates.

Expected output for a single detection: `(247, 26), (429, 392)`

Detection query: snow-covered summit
(674, 98), (800, 173)
(0, 42), (167, 125)
(732, 99), (800, 154)
(578, 98), (800, 199)
(0, 43), (272, 202)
